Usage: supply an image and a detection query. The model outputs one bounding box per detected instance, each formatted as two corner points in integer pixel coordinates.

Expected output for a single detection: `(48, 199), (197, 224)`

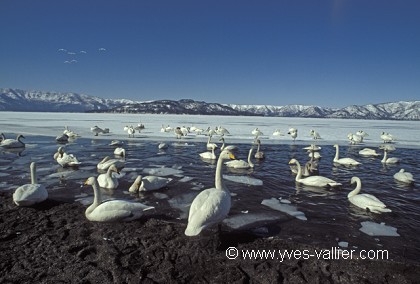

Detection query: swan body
(97, 156), (125, 171)
(84, 177), (154, 222)
(359, 148), (380, 157)
(97, 164), (120, 189)
(206, 135), (218, 150)
(348, 177), (391, 213)
(158, 142), (168, 150)
(129, 175), (172, 193)
(1, 134), (25, 148)
(199, 147), (217, 160)
(310, 129), (321, 140)
(289, 158), (341, 187)
(347, 133), (363, 144)
(381, 149), (400, 164)
(53, 147), (81, 167)
(113, 147), (126, 157)
(226, 146), (254, 169)
(333, 144), (361, 166)
(272, 129), (283, 136)
(381, 132), (395, 143)
(185, 149), (236, 236)
(13, 162), (48, 206)
(63, 126), (79, 138)
(393, 169), (414, 184)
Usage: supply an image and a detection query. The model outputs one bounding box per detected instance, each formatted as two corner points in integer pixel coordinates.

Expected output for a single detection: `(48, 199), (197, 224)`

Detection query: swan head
(17, 134), (25, 139)
(288, 158), (298, 165)
(84, 177), (96, 186)
(220, 149), (236, 161)
(333, 144), (338, 148)
(350, 176), (360, 185)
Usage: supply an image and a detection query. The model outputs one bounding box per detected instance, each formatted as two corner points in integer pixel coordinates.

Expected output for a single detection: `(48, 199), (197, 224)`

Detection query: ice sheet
(261, 198), (307, 221)
(223, 174), (263, 186)
(359, 221), (400, 237)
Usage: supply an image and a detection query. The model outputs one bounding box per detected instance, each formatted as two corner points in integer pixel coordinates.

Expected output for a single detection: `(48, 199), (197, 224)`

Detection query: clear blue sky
(1, 0), (419, 107)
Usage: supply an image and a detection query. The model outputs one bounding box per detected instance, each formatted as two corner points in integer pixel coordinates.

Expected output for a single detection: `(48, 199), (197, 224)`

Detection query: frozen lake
(1, 112), (419, 263)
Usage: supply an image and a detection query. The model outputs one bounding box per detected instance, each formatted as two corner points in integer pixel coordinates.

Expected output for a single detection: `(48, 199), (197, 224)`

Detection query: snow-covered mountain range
(1, 88), (419, 120)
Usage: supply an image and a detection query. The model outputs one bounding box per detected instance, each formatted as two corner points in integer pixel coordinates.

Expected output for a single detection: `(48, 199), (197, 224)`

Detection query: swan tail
(328, 182), (342, 187)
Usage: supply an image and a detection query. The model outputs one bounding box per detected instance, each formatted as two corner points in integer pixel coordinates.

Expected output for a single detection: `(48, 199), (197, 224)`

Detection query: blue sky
(1, 0), (419, 107)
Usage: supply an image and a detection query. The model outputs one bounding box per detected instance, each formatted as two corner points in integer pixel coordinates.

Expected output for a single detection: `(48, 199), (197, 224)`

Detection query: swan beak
(229, 153), (236, 160)
(83, 180), (89, 186)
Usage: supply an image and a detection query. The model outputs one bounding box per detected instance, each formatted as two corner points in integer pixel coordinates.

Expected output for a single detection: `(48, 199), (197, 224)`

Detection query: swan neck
(348, 179), (361, 197)
(334, 146), (339, 160)
(30, 163), (37, 184)
(215, 155), (226, 190)
(248, 147), (254, 168)
(295, 160), (302, 180)
(91, 179), (102, 208)
(381, 151), (387, 163)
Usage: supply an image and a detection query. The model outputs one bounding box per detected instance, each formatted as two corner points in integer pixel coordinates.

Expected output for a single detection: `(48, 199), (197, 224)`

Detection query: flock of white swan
(0, 125), (416, 237)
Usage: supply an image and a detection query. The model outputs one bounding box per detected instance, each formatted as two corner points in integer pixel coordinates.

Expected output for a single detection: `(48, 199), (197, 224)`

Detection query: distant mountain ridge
(1, 88), (419, 120)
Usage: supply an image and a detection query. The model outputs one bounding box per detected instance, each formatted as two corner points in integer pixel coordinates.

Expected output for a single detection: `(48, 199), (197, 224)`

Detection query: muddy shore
(1, 192), (419, 283)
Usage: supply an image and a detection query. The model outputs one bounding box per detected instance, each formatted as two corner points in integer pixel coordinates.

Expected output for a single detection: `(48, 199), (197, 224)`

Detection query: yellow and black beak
(229, 153), (236, 160)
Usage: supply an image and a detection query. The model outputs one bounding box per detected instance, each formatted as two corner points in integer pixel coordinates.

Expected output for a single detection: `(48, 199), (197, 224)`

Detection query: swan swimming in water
(13, 162), (48, 206)
(225, 145), (254, 169)
(53, 147), (81, 167)
(348, 177), (391, 213)
(333, 144), (361, 166)
(129, 175), (173, 193)
(288, 158), (341, 187)
(0, 134), (25, 148)
(185, 148), (236, 236)
(381, 148), (400, 164)
(97, 164), (120, 189)
(199, 147), (217, 160)
(393, 169), (414, 184)
(97, 156), (125, 171)
(113, 147), (126, 157)
(84, 177), (154, 222)
(358, 148), (381, 157)
(254, 139), (265, 159)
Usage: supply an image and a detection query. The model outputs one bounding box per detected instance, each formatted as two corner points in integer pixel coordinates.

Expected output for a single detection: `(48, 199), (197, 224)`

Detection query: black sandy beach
(1, 192), (419, 283)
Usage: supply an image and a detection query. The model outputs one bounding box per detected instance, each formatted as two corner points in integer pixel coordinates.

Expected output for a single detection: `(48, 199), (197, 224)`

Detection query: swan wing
(185, 188), (231, 236)
(336, 158), (361, 165)
(299, 176), (340, 187)
(89, 200), (154, 222)
(140, 176), (172, 191)
(13, 184), (48, 206)
(225, 160), (248, 169)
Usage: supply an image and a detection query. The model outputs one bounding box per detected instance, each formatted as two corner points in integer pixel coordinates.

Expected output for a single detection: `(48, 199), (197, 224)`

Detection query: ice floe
(261, 198), (307, 221)
(359, 221), (400, 237)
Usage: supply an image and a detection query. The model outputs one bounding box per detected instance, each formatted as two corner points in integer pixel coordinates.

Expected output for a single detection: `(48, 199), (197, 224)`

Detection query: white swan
(53, 147), (81, 167)
(393, 169), (414, 184)
(380, 132), (395, 143)
(199, 147), (217, 160)
(289, 158), (341, 187)
(206, 135), (218, 150)
(347, 133), (363, 145)
(226, 146), (254, 169)
(359, 148), (381, 157)
(310, 129), (321, 140)
(348, 177), (391, 213)
(356, 130), (369, 137)
(84, 177), (154, 222)
(333, 144), (361, 166)
(97, 164), (120, 189)
(185, 148), (236, 236)
(254, 139), (265, 159)
(113, 147), (126, 157)
(129, 175), (172, 193)
(251, 128), (263, 137)
(158, 142), (168, 150)
(0, 134), (25, 148)
(97, 156), (125, 171)
(381, 149), (400, 164)
(287, 128), (298, 141)
(13, 162), (48, 206)
(272, 129), (283, 136)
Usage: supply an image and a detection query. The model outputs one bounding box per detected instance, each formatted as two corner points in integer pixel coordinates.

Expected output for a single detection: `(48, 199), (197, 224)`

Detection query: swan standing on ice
(310, 129), (321, 140)
(288, 158), (341, 187)
(63, 126), (79, 138)
(84, 177), (154, 222)
(97, 156), (125, 171)
(348, 177), (391, 213)
(381, 148), (400, 164)
(272, 129), (283, 137)
(53, 147), (81, 167)
(129, 175), (172, 193)
(347, 133), (363, 145)
(333, 144), (361, 166)
(254, 139), (265, 159)
(380, 132), (395, 143)
(97, 164), (120, 189)
(185, 148), (236, 236)
(225, 145), (254, 169)
(0, 134), (25, 148)
(252, 128), (263, 138)
(287, 128), (298, 142)
(359, 148), (381, 157)
(393, 169), (414, 184)
(13, 162), (48, 206)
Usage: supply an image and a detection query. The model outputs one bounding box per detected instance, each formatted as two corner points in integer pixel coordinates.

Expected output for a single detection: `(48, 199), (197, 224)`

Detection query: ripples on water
(1, 135), (419, 263)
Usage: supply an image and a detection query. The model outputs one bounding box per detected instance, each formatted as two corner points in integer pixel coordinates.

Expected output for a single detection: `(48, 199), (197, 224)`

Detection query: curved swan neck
(248, 147), (254, 168)
(381, 150), (387, 163)
(87, 180), (102, 215)
(348, 178), (361, 198)
(215, 155), (226, 190)
(30, 162), (37, 184)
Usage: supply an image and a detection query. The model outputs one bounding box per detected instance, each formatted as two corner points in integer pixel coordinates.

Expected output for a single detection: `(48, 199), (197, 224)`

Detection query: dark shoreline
(1, 192), (419, 283)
